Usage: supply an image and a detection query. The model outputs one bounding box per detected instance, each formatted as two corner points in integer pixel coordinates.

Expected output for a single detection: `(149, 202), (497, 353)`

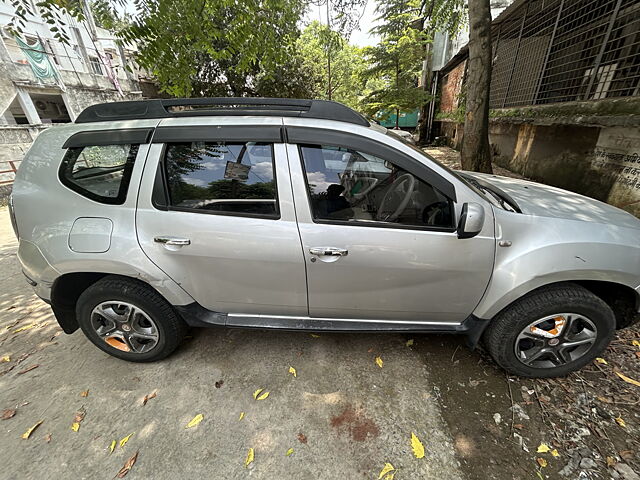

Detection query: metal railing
(489, 0), (640, 109)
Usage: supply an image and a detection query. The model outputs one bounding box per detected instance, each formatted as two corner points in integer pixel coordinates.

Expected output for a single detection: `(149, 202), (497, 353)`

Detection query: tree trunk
(460, 0), (493, 173)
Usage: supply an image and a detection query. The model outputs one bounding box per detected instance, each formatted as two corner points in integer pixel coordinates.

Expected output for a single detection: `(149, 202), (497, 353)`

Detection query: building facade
(434, 0), (640, 217)
(0, 4), (154, 201)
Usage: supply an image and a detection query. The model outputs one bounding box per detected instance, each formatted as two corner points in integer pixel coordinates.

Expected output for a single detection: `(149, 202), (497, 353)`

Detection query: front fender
(473, 211), (640, 319)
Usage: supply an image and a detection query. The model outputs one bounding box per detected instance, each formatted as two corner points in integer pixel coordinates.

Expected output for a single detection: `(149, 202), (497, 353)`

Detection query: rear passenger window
(163, 142), (278, 217)
(60, 144), (139, 204)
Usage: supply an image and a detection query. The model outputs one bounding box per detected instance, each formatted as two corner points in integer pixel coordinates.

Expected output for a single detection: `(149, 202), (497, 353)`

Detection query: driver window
(299, 144), (452, 229)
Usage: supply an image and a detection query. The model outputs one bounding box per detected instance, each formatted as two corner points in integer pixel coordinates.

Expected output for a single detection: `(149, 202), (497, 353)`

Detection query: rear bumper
(17, 239), (57, 302)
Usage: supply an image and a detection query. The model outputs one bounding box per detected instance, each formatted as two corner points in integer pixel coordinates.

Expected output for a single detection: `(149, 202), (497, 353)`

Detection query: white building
(0, 3), (155, 199)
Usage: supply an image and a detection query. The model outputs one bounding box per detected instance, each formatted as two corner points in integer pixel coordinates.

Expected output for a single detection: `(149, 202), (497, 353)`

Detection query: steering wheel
(376, 173), (416, 222)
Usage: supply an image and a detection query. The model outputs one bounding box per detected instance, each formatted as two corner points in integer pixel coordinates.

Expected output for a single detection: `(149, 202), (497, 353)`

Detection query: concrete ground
(0, 207), (471, 479)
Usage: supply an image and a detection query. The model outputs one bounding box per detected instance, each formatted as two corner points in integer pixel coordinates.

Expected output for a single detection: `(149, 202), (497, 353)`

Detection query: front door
(136, 131), (307, 316)
(287, 141), (495, 323)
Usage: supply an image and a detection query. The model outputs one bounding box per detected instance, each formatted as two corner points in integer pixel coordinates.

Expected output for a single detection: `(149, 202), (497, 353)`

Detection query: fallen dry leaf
(536, 457), (548, 468)
(116, 450), (138, 478)
(297, 433), (307, 444)
(551, 449), (560, 457)
(245, 448), (254, 468)
(186, 414), (203, 428)
(615, 417), (626, 428)
(21, 420), (43, 439)
(109, 440), (116, 453)
(72, 409), (86, 431)
(607, 456), (617, 467)
(595, 357), (608, 365)
(17, 364), (39, 375)
(310, 334), (320, 338)
(119, 433), (134, 448)
(288, 366), (297, 378)
(513, 424), (524, 430)
(238, 412), (245, 421)
(14, 324), (36, 333)
(632, 340), (640, 348)
(253, 388), (264, 399)
(616, 371), (640, 387)
(375, 356), (383, 368)
(537, 443), (551, 453)
(256, 391), (270, 401)
(142, 391), (156, 406)
(406, 339), (414, 347)
(286, 447), (294, 457)
(80, 390), (89, 397)
(1, 409), (16, 420)
(1, 355), (10, 363)
(620, 450), (634, 461)
(215, 380), (224, 389)
(411, 432), (425, 459)
(74, 410), (85, 423)
(378, 462), (395, 479)
(44, 433), (51, 443)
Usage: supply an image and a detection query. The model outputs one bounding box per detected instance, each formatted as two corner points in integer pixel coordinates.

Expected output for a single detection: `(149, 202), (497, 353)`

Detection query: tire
(76, 276), (187, 362)
(484, 283), (615, 378)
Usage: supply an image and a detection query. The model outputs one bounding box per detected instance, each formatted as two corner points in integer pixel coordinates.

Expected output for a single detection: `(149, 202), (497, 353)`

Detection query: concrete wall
(491, 123), (640, 217)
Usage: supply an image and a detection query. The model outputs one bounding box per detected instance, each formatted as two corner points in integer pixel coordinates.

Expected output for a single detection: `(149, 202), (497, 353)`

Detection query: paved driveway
(0, 207), (468, 479)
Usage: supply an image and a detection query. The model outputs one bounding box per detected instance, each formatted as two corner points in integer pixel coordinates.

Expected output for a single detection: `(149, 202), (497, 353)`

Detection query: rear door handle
(154, 236), (191, 246)
(309, 247), (348, 256)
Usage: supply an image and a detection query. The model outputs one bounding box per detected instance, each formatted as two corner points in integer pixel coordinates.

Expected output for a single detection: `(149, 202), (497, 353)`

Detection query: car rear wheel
(484, 283), (615, 378)
(76, 276), (187, 362)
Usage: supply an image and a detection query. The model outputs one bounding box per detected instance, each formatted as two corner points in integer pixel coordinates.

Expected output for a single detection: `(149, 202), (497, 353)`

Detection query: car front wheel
(484, 283), (615, 378)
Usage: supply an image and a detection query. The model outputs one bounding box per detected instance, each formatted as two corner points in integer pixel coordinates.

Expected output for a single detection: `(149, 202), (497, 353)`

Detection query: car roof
(75, 98), (371, 128)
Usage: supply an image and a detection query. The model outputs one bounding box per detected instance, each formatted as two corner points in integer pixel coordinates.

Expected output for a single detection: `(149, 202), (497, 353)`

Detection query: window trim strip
(62, 128), (153, 149)
(152, 125), (284, 144)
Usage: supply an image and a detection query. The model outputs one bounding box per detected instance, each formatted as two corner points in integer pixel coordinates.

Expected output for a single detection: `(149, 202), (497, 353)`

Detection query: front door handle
(309, 247), (348, 257)
(154, 236), (191, 246)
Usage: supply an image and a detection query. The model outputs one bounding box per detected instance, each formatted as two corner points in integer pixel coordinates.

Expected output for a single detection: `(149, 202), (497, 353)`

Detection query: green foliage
(116, 0), (308, 97)
(91, 0), (131, 31)
(296, 21), (369, 109)
(361, 0), (431, 124)
(420, 0), (467, 37)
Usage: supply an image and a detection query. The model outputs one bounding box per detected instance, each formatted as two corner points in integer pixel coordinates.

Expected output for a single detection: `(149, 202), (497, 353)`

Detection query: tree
(459, 0), (492, 173)
(7, 0), (369, 99)
(296, 21), (367, 109)
(361, 0), (430, 128)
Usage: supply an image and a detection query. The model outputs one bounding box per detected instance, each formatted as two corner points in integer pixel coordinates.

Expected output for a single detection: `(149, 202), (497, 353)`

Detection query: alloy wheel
(90, 301), (160, 354)
(514, 313), (597, 369)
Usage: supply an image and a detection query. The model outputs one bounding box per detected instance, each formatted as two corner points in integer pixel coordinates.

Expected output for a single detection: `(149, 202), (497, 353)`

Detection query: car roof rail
(75, 97), (370, 127)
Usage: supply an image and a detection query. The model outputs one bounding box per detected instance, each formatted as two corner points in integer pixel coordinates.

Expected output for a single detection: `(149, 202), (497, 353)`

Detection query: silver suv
(9, 98), (640, 377)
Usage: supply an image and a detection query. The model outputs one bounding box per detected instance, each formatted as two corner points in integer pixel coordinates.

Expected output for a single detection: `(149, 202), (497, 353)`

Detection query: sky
(303, 0), (380, 47)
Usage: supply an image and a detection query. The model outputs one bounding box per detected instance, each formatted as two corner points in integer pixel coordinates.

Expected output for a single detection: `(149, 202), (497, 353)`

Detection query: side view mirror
(457, 202), (485, 239)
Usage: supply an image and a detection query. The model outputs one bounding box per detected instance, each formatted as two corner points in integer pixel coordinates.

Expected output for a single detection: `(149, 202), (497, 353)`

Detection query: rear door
(135, 119), (307, 315)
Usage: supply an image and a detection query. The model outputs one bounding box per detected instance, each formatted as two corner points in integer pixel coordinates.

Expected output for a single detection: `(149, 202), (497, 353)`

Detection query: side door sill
(174, 303), (490, 347)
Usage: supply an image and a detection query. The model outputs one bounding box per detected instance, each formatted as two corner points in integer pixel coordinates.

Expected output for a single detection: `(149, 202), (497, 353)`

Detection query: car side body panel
(473, 208), (640, 319)
(11, 120), (195, 306)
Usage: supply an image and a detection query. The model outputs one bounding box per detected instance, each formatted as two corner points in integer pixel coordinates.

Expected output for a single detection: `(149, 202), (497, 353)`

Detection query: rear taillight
(8, 195), (19, 239)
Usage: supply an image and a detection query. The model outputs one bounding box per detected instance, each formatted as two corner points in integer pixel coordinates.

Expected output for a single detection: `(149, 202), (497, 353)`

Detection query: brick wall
(439, 61), (466, 114)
